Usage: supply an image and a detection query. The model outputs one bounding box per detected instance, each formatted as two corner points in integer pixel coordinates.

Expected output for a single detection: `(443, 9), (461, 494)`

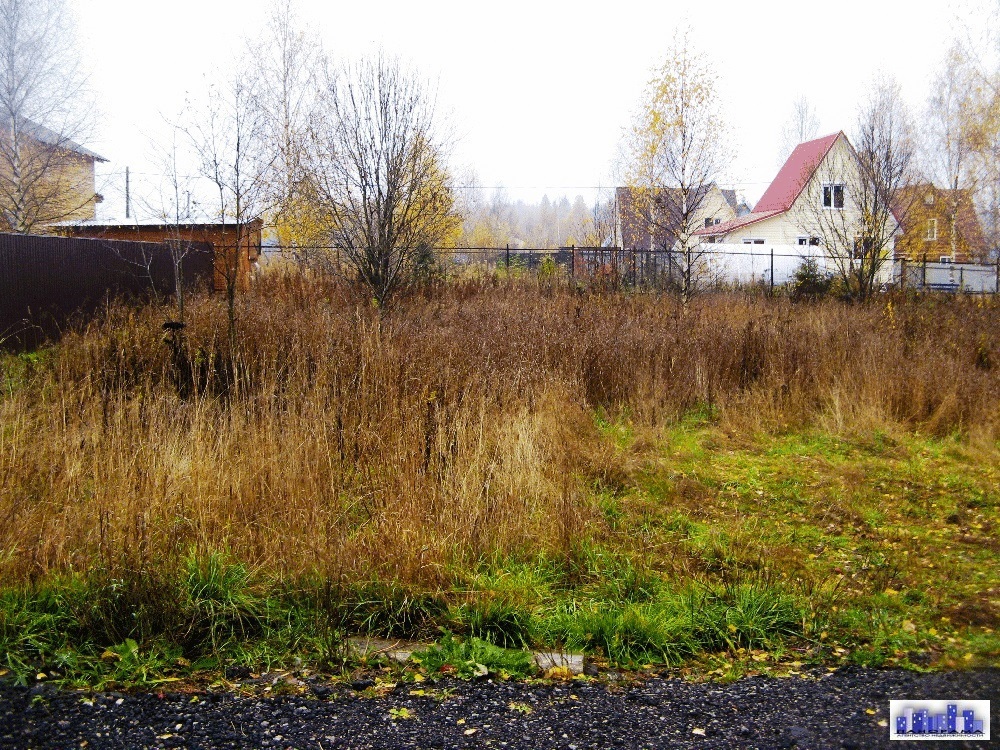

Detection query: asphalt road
(2, 667), (996, 749)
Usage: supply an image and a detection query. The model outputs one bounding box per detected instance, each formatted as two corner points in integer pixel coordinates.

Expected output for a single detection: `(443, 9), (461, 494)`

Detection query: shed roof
(49, 216), (263, 229)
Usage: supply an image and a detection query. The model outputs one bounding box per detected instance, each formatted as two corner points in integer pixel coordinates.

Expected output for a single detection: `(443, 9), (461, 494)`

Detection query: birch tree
(622, 28), (730, 305)
(0, 0), (95, 232)
(247, 0), (325, 250)
(778, 95), (820, 164)
(141, 126), (202, 321)
(185, 72), (273, 344)
(923, 43), (984, 260)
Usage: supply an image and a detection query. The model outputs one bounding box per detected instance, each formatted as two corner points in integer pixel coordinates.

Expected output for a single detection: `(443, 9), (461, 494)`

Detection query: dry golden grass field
(1, 274), (998, 687)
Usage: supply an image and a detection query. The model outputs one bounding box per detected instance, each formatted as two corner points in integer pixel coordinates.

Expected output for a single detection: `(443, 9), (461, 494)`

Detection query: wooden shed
(51, 218), (263, 292)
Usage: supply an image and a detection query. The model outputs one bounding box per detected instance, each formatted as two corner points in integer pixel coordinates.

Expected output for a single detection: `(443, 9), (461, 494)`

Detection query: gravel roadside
(2, 668), (996, 750)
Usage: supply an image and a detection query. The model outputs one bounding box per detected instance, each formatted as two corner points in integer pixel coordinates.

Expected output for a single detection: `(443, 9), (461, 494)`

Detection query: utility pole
(125, 166), (131, 219)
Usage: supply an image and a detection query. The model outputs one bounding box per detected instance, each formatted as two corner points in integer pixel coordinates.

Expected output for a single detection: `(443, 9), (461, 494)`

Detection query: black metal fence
(1, 232), (213, 348)
(263, 244), (1000, 294)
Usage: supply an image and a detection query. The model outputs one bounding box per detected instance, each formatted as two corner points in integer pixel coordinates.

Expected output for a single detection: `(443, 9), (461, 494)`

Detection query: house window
(704, 217), (723, 228)
(940, 255), (953, 264)
(797, 236), (821, 246)
(925, 218), (938, 241)
(742, 238), (765, 245)
(823, 183), (845, 209)
(924, 192), (935, 205)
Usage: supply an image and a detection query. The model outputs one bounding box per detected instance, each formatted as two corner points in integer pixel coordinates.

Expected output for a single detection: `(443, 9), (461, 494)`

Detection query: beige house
(0, 118), (106, 232)
(616, 183), (746, 251)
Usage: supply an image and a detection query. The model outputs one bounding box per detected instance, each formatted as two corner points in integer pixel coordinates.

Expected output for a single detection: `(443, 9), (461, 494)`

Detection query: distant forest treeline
(454, 187), (618, 249)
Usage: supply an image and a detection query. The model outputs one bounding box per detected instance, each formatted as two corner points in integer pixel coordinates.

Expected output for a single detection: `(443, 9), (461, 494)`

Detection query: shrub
(790, 257), (832, 301)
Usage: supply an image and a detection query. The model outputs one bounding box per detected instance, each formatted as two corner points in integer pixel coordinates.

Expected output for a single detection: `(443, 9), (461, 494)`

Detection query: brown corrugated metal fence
(0, 232), (213, 348)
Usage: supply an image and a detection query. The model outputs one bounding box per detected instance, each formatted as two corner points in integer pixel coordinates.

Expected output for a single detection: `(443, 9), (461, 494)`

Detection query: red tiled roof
(753, 132), (842, 213)
(693, 209), (782, 236)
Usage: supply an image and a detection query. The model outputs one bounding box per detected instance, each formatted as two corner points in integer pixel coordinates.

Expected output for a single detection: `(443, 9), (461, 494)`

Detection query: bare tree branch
(0, 0), (96, 232)
(307, 54), (457, 307)
(801, 78), (916, 301)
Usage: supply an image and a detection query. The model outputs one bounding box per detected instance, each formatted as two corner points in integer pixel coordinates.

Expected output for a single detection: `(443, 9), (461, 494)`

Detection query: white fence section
(894, 259), (999, 293)
(697, 243), (825, 286)
(699, 244), (998, 293)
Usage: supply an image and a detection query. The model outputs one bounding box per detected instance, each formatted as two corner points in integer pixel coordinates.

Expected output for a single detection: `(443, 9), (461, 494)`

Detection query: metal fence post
(770, 247), (774, 294)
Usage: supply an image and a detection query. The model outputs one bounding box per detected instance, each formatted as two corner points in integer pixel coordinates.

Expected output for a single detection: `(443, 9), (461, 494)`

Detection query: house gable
(754, 133), (841, 213)
(617, 183), (738, 250)
(1, 117), (107, 228)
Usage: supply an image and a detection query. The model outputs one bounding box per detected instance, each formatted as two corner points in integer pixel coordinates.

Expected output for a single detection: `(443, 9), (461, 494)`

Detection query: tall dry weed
(2, 277), (998, 585)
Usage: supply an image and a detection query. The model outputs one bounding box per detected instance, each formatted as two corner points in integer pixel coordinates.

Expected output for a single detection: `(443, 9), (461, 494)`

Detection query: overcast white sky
(71, 0), (994, 218)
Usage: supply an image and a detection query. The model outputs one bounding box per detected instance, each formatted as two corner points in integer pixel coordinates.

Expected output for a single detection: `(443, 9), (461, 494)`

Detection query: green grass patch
(411, 633), (536, 679)
(2, 420), (998, 687)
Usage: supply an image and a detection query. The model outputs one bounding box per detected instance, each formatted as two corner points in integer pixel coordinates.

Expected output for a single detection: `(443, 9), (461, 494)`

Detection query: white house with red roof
(690, 131), (900, 285)
(695, 132), (855, 246)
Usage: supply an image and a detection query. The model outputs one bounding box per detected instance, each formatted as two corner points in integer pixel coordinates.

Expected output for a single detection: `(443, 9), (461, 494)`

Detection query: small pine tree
(790, 257), (832, 301)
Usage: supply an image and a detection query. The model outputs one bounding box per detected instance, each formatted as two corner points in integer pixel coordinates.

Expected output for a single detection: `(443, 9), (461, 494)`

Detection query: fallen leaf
(865, 708), (876, 715)
(692, 727), (706, 736)
(877, 720), (888, 727)
(464, 728), (478, 736)
(902, 620), (916, 633)
(456, 718), (466, 725)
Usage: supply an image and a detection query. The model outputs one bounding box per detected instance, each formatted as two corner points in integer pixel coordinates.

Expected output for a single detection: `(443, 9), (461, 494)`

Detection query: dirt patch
(943, 594), (1000, 628)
